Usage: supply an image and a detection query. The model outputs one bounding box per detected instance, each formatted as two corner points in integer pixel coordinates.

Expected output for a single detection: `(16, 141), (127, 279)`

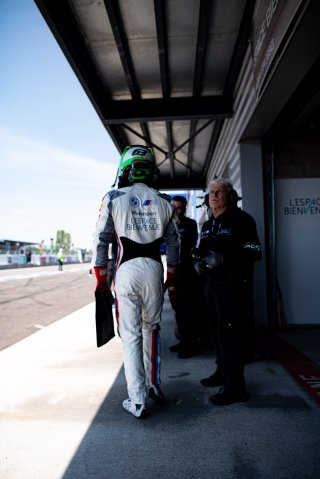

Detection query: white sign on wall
(275, 178), (320, 325)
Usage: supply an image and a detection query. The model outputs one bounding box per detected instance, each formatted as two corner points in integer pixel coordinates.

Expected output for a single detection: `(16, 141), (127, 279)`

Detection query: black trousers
(173, 266), (205, 349)
(203, 274), (248, 391)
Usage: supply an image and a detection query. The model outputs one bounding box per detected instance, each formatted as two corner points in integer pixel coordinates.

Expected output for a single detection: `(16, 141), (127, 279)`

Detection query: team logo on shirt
(218, 228), (232, 236)
(142, 199), (158, 206)
(129, 196), (139, 207)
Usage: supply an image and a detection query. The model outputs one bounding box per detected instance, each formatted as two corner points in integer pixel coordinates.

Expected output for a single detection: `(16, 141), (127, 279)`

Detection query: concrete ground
(1, 299), (320, 479)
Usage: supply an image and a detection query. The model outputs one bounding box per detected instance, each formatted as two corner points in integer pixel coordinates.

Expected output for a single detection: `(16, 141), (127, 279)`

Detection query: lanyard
(210, 215), (223, 236)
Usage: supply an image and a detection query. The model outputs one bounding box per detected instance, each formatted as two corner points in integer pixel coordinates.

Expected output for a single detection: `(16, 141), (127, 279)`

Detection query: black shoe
(200, 372), (224, 387)
(169, 343), (181, 352)
(245, 353), (256, 364)
(148, 385), (165, 402)
(209, 387), (248, 406)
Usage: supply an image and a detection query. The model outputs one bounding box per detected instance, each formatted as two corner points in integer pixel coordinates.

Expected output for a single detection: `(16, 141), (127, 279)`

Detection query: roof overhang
(35, 0), (256, 189)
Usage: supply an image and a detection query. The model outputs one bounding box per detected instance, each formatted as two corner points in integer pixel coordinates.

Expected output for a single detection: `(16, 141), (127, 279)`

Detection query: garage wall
(207, 47), (257, 193)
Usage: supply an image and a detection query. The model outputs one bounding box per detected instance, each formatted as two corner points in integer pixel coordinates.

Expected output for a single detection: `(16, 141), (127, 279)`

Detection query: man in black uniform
(168, 195), (201, 358)
(193, 178), (261, 405)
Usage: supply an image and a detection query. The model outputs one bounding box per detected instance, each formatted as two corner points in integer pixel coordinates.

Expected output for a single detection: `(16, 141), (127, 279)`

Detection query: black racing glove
(194, 260), (207, 276)
(202, 250), (223, 270)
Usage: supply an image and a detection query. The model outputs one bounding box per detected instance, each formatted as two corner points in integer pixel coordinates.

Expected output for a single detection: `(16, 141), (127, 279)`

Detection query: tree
(55, 230), (72, 254)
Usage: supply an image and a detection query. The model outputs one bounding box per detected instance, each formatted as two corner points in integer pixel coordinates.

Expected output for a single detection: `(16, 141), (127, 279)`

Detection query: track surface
(0, 264), (95, 351)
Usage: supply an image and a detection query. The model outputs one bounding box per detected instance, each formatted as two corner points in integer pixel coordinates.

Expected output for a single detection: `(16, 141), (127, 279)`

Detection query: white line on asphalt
(0, 267), (89, 283)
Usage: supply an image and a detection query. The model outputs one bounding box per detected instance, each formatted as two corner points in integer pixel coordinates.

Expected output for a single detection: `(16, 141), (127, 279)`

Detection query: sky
(0, 0), (120, 249)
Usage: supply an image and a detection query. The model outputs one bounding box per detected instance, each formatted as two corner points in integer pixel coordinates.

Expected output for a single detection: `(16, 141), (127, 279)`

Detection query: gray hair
(207, 177), (233, 193)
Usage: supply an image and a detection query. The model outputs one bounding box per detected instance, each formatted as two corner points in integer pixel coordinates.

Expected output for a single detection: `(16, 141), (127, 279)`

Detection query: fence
(0, 254), (92, 268)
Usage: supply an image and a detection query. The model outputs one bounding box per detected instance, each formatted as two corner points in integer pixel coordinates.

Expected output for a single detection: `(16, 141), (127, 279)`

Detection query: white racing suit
(92, 182), (180, 405)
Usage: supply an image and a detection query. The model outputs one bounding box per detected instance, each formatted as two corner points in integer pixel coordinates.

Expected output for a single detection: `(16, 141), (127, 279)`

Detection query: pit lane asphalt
(0, 263), (94, 350)
(0, 267), (320, 478)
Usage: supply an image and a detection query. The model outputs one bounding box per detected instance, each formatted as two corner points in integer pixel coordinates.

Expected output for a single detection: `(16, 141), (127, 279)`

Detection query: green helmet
(119, 145), (156, 183)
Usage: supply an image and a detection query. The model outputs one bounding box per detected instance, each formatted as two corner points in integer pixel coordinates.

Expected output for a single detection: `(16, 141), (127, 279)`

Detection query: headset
(197, 188), (241, 209)
(227, 188), (242, 206)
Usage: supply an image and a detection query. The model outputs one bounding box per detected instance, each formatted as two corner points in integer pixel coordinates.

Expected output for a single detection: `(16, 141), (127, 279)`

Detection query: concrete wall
(240, 142), (268, 325)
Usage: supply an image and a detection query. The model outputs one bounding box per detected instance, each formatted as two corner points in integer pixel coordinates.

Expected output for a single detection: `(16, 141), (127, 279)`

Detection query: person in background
(57, 248), (64, 271)
(26, 249), (32, 263)
(193, 177), (261, 405)
(92, 145), (180, 419)
(168, 195), (203, 358)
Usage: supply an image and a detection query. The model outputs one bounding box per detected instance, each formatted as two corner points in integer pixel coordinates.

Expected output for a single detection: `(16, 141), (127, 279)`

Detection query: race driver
(92, 145), (180, 419)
